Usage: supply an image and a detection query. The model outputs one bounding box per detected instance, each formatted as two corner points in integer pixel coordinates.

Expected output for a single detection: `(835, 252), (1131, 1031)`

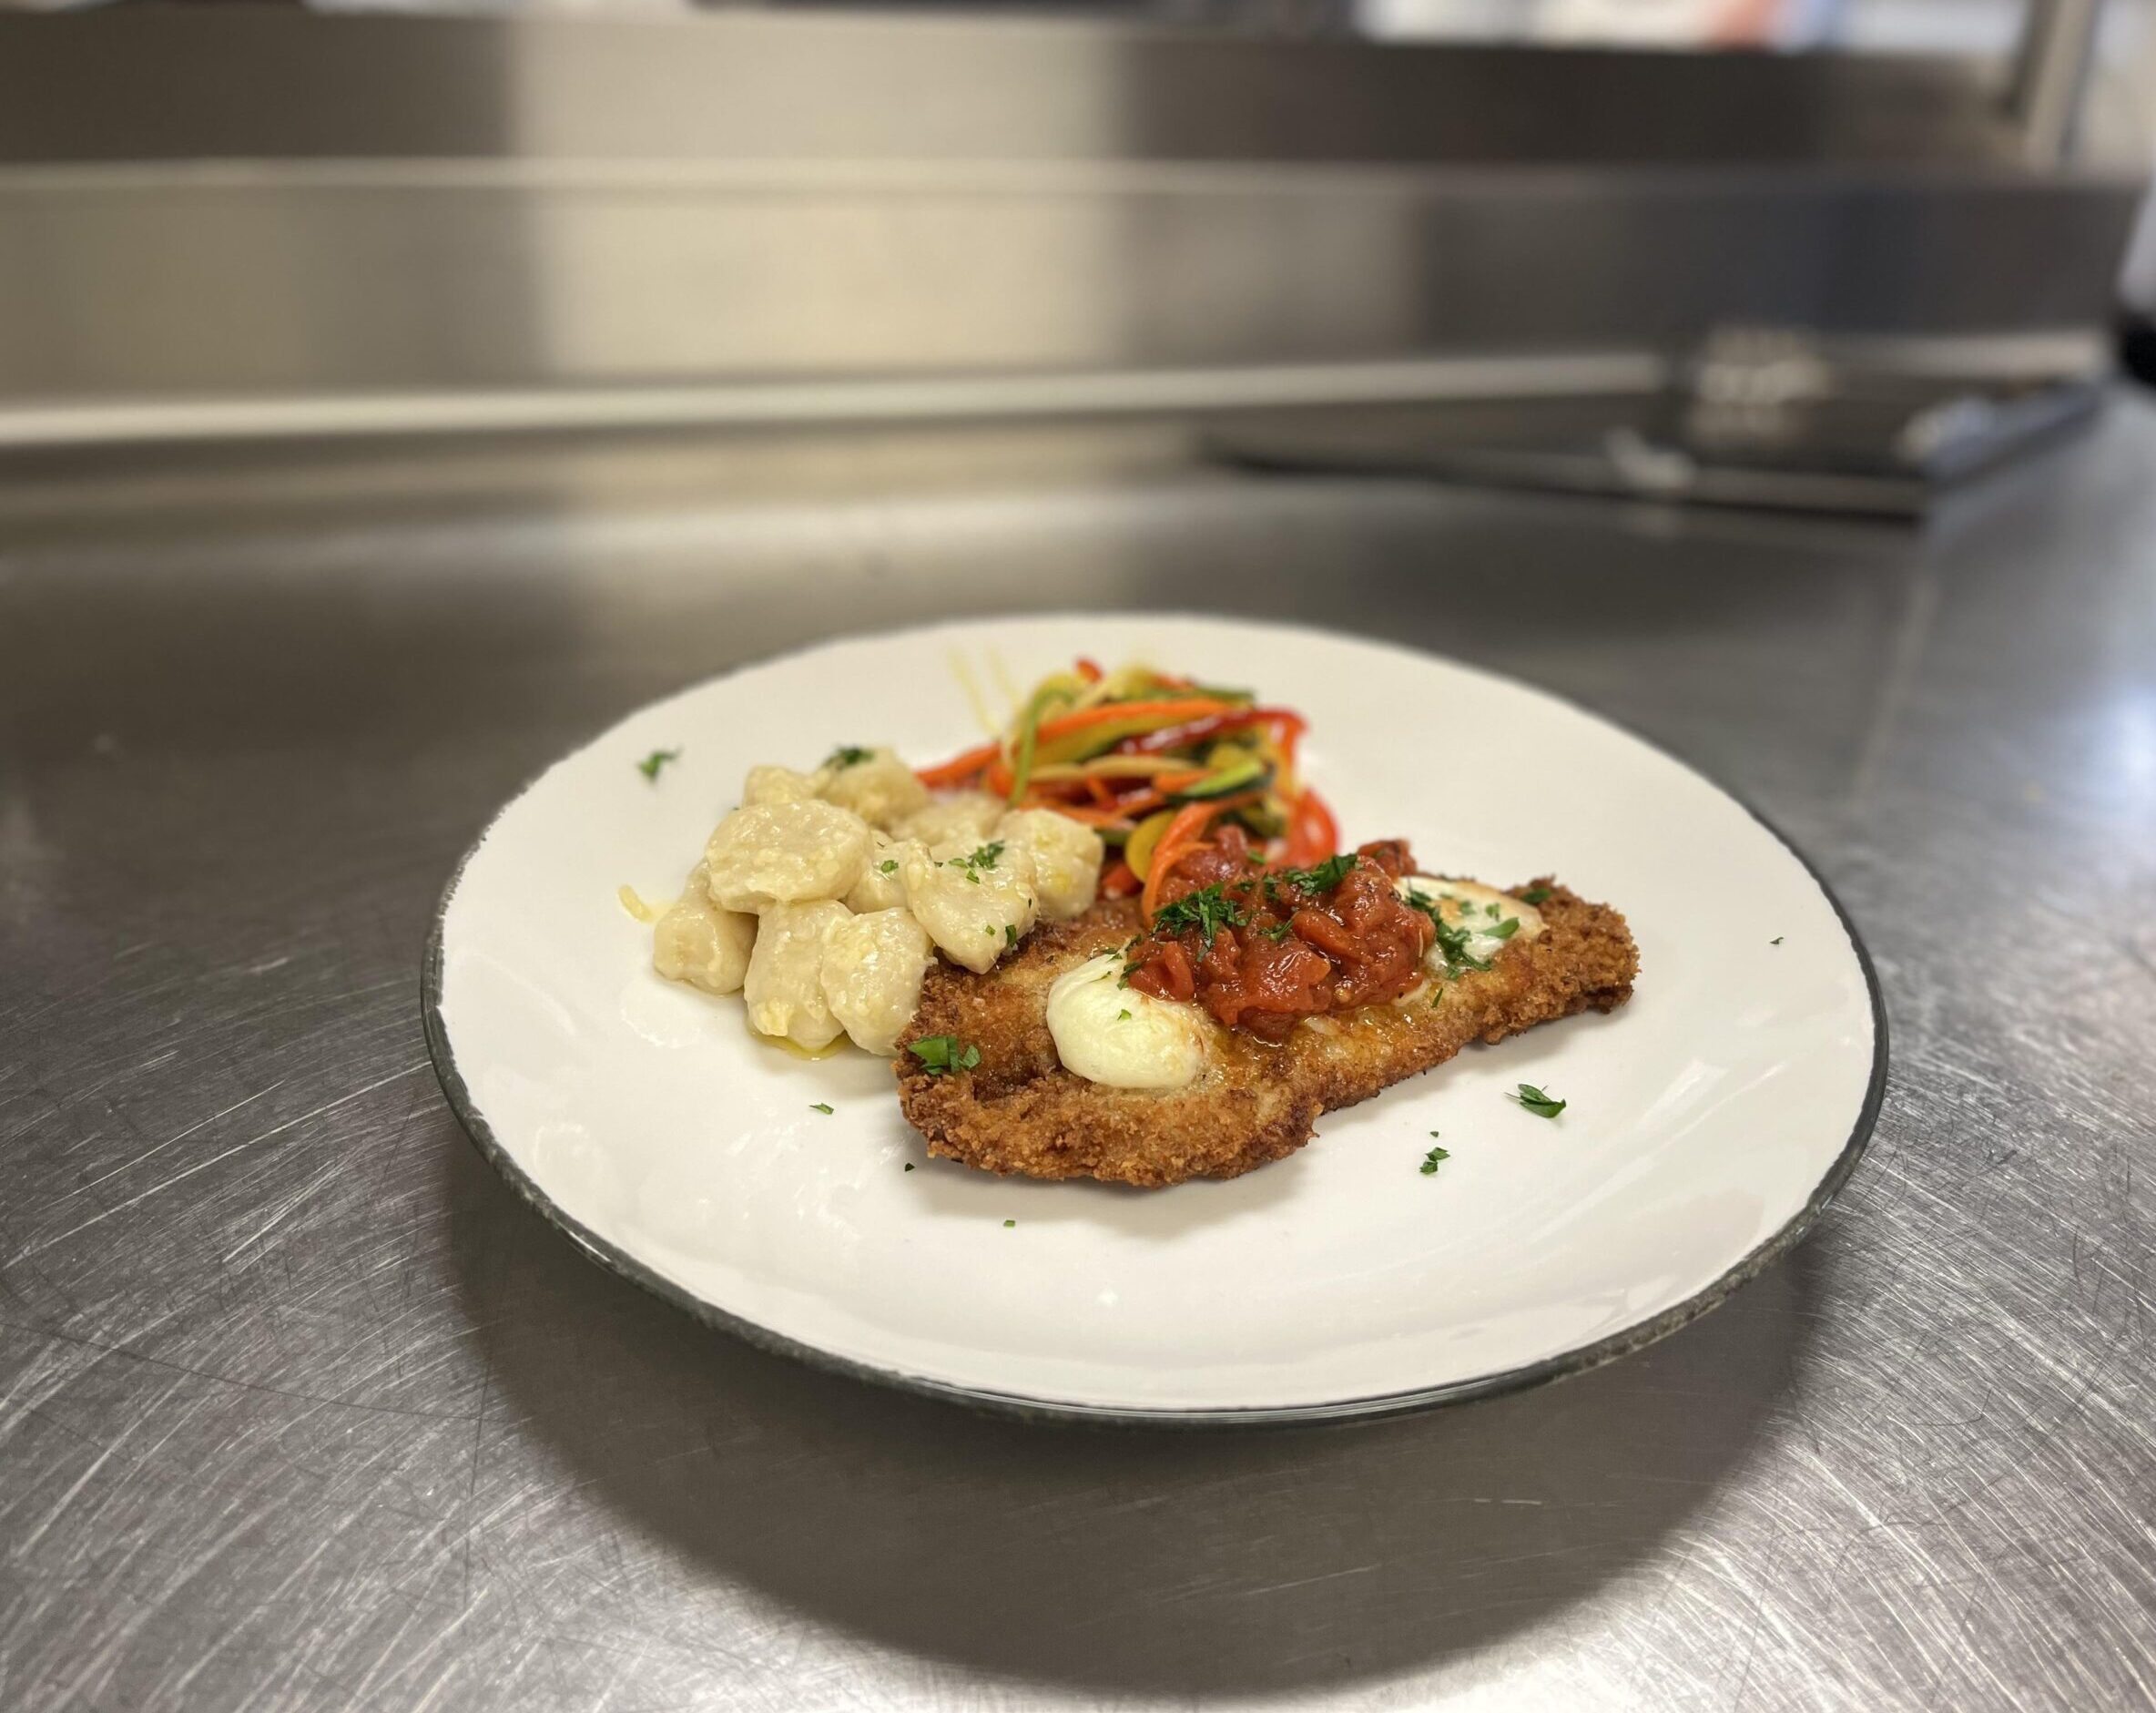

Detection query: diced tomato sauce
(1124, 829), (1437, 1042)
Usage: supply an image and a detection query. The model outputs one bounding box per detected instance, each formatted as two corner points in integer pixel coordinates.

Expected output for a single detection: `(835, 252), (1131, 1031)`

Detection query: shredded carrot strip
(1054, 805), (1140, 829)
(915, 740), (1001, 788)
(1032, 698), (1235, 747)
(1139, 800), (1241, 923)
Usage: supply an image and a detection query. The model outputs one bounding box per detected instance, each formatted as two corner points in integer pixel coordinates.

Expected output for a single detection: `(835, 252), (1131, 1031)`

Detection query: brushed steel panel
(3, 403), (2154, 1708)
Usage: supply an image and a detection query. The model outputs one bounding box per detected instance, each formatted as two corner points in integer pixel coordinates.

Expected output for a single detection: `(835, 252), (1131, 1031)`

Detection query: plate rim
(420, 612), (1889, 1429)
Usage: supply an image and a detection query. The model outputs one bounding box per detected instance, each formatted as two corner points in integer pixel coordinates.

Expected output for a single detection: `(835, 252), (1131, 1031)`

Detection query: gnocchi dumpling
(741, 763), (830, 807)
(819, 748), (930, 832)
(704, 800), (872, 913)
(651, 862), (758, 995)
(844, 831), (918, 913)
(743, 900), (850, 1049)
(897, 791), (1004, 851)
(902, 837), (1039, 974)
(820, 909), (934, 1055)
(994, 809), (1103, 923)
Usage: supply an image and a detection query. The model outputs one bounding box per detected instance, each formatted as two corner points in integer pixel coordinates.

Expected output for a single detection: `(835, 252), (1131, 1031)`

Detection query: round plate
(425, 615), (1884, 1424)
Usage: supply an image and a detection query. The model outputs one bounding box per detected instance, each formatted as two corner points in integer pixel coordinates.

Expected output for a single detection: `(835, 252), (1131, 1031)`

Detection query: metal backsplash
(0, 12), (2143, 445)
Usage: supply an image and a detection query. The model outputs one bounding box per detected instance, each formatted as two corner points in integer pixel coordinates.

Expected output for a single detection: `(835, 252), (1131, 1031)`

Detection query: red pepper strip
(915, 739), (1002, 789)
(1085, 775), (1116, 808)
(1113, 707), (1307, 758)
(1280, 787), (1338, 868)
(1032, 698), (1236, 748)
(985, 758), (1015, 797)
(1099, 858), (1140, 898)
(1075, 658), (1103, 683)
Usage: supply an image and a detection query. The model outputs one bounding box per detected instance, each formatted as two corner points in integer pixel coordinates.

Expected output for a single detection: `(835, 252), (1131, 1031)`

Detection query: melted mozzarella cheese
(1045, 953), (1208, 1090)
(1396, 875), (1546, 971)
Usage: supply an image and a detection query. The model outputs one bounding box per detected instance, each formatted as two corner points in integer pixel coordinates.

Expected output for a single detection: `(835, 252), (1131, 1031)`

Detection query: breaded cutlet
(894, 882), (1638, 1188)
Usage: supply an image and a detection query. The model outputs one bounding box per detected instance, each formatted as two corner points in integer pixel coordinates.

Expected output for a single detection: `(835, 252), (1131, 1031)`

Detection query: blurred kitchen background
(0, 0), (2151, 517)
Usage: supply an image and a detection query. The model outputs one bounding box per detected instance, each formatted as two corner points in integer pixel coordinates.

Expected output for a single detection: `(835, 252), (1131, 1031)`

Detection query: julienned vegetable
(915, 660), (1337, 909)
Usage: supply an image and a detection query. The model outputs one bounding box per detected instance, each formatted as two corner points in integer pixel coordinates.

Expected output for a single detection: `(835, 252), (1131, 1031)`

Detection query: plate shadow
(446, 1117), (1818, 1698)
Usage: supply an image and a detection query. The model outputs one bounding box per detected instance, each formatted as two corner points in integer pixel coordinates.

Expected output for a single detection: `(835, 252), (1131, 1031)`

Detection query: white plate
(425, 615), (1884, 1424)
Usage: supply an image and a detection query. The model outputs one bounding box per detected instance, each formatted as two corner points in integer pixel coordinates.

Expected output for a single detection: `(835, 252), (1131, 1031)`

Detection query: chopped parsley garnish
(1419, 1138), (1451, 1176)
(947, 841), (1005, 883)
(1404, 892), (1490, 975)
(1519, 885), (1553, 906)
(1267, 852), (1358, 902)
(1002, 1218), (1016, 1229)
(636, 747), (682, 781)
(1515, 1084), (1567, 1119)
(1771, 935), (1785, 945)
(1149, 882), (1247, 952)
(904, 1162), (915, 1171)
(1485, 902), (1500, 919)
(879, 859), (900, 874)
(1003, 923), (1019, 948)
(1489, 917), (1520, 941)
(1262, 921), (1294, 943)
(825, 746), (875, 770)
(809, 1103), (833, 1115)
(909, 1035), (980, 1076)
(1117, 1008), (1132, 1021)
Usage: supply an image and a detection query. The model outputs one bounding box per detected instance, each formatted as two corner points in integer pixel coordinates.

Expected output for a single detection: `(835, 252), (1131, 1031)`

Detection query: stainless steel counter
(4, 401), (2154, 1710)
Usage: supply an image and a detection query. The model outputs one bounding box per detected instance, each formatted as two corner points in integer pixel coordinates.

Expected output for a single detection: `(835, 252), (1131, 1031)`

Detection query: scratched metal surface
(3, 400), (2154, 1712)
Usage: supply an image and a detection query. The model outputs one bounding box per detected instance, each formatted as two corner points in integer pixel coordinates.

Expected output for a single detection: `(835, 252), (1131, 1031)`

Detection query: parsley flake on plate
(636, 747), (681, 782)
(1519, 885), (1553, 906)
(809, 1102), (833, 1115)
(825, 746), (875, 770)
(1515, 1084), (1567, 1119)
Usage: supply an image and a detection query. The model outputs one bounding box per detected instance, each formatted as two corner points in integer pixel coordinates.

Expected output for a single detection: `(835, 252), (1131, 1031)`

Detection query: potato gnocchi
(647, 743), (1103, 1057)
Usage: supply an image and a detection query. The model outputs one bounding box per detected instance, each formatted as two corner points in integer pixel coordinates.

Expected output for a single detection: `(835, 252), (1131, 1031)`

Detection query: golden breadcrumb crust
(894, 881), (1637, 1188)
